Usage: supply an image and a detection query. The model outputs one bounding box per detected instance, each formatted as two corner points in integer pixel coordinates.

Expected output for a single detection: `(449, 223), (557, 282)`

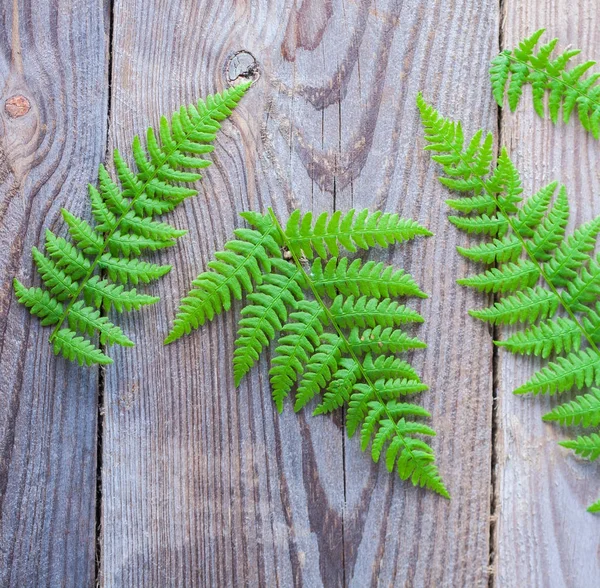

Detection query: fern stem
(48, 97), (240, 344)
(267, 207), (447, 497)
(441, 125), (600, 356)
(503, 52), (600, 114)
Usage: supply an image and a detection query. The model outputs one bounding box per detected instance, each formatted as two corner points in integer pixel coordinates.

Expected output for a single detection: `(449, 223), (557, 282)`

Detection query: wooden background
(0, 0), (598, 586)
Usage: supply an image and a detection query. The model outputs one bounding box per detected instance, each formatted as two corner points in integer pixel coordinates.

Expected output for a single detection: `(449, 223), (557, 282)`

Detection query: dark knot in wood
(5, 95), (31, 118)
(226, 51), (260, 85)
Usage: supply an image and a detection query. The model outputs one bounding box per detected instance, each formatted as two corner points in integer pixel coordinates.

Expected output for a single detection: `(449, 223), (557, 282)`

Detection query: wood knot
(226, 51), (260, 85)
(5, 95), (31, 118)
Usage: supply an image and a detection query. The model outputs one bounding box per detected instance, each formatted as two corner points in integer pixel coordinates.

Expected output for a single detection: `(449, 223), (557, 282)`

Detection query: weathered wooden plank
(335, 2), (497, 586)
(101, 1), (496, 586)
(497, 2), (600, 586)
(0, 0), (109, 585)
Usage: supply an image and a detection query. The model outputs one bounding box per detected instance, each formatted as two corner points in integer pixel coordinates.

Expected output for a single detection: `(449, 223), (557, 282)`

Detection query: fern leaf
(496, 317), (581, 358)
(469, 287), (559, 325)
(233, 263), (305, 385)
(543, 388), (600, 427)
(97, 255), (171, 285)
(294, 334), (343, 412)
(457, 234), (522, 264)
(31, 247), (79, 301)
(329, 295), (424, 328)
(588, 499), (600, 513)
(13, 280), (64, 326)
(348, 325), (427, 354)
(52, 328), (112, 365)
(514, 348), (600, 395)
(45, 231), (91, 279)
(315, 360), (361, 415)
(559, 433), (600, 461)
(83, 276), (159, 313)
(346, 379), (429, 436)
(269, 300), (325, 410)
(493, 30), (600, 138)
(68, 301), (134, 347)
(545, 217), (600, 286)
(449, 213), (508, 237)
(529, 186), (569, 261)
(457, 259), (540, 293)
(512, 181), (557, 237)
(362, 354), (421, 382)
(164, 221), (281, 342)
(15, 83), (251, 365)
(312, 256), (427, 299)
(445, 194), (497, 215)
(284, 209), (432, 259)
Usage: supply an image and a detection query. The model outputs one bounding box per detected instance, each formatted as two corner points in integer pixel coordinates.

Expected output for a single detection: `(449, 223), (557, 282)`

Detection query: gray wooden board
(496, 2), (600, 586)
(0, 0), (108, 586)
(101, 1), (496, 586)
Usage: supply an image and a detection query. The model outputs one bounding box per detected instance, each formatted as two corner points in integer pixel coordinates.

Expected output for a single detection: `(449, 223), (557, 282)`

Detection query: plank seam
(488, 2), (505, 586)
(95, 1), (115, 585)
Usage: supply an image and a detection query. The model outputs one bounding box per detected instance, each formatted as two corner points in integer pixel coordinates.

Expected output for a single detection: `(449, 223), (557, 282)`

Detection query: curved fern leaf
(559, 433), (600, 461)
(543, 388), (600, 427)
(168, 208), (446, 497)
(311, 256), (427, 299)
(52, 328), (113, 366)
(269, 300), (325, 410)
(164, 220), (281, 342)
(419, 94), (600, 509)
(329, 295), (424, 328)
(233, 262), (305, 385)
(284, 209), (432, 259)
(495, 317), (581, 358)
(468, 287), (559, 325)
(492, 29), (600, 138)
(15, 83), (251, 365)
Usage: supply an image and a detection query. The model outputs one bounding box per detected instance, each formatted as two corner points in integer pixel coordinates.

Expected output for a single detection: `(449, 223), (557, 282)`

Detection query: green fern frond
(330, 295), (424, 328)
(468, 287), (559, 324)
(543, 388), (600, 427)
(269, 300), (325, 410)
(492, 29), (600, 138)
(559, 433), (600, 460)
(457, 234), (522, 264)
(15, 83), (251, 365)
(294, 334), (343, 412)
(233, 263), (305, 385)
(419, 94), (600, 509)
(588, 498), (600, 513)
(283, 209), (432, 259)
(167, 207), (447, 497)
(457, 259), (539, 293)
(495, 317), (581, 358)
(164, 217), (281, 343)
(311, 256), (427, 299)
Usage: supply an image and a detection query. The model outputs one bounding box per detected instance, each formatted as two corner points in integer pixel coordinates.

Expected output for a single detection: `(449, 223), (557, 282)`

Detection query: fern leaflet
(15, 83), (250, 365)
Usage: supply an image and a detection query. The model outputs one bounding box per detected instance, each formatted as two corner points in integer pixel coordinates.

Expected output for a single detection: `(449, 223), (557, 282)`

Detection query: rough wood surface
(0, 0), (109, 586)
(100, 1), (497, 585)
(496, 2), (600, 586)
(5, 1), (599, 586)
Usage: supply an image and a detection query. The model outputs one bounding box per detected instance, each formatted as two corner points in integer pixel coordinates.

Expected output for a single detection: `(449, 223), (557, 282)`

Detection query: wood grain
(101, 1), (497, 586)
(0, 0), (108, 586)
(496, 2), (600, 586)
